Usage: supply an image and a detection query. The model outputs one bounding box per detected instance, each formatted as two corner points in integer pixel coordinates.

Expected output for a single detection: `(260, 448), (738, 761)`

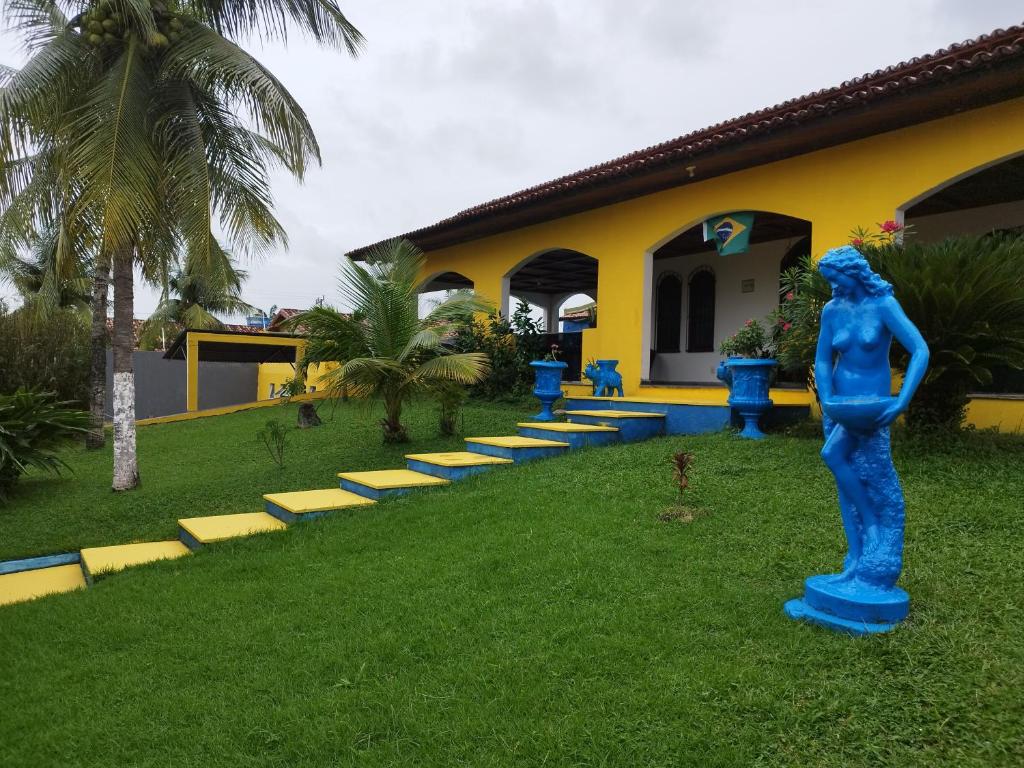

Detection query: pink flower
(879, 219), (902, 234)
(851, 237), (864, 247)
(783, 322), (792, 332)
(744, 319), (754, 327)
(785, 291), (794, 301)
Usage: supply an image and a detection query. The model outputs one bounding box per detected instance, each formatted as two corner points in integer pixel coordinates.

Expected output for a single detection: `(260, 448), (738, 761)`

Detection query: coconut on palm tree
(296, 239), (491, 443)
(0, 0), (363, 489)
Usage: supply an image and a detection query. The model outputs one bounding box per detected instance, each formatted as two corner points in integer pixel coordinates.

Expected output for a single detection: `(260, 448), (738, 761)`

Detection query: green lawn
(1, 401), (1022, 767)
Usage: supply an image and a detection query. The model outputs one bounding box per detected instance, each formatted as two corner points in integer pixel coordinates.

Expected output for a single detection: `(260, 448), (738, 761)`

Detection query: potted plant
(530, 343), (568, 421)
(716, 319), (777, 439)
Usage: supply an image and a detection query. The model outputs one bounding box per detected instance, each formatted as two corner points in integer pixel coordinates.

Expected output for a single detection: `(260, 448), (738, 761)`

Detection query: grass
(0, 398), (531, 560)
(1, 401), (1023, 766)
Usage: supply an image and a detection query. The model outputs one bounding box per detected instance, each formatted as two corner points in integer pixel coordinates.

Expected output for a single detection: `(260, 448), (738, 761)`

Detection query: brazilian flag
(703, 212), (755, 255)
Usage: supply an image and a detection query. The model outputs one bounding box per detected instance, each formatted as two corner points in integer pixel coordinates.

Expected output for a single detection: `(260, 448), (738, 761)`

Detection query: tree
(1, 0), (363, 489)
(140, 248), (255, 350)
(296, 239), (491, 443)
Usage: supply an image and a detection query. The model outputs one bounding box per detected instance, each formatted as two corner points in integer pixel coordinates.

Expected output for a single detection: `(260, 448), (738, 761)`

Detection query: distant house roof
(349, 24), (1024, 258)
(268, 307), (303, 332)
(559, 302), (596, 322)
(105, 317), (145, 348)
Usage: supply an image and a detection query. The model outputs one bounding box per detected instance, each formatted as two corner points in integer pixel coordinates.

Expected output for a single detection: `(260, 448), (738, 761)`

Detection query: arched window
(687, 268), (716, 353)
(655, 273), (682, 352)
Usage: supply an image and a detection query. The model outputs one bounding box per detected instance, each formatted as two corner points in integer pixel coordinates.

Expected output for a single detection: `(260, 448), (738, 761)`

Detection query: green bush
(451, 301), (546, 400)
(0, 303), (91, 404)
(0, 389), (89, 501)
(776, 234), (1024, 430)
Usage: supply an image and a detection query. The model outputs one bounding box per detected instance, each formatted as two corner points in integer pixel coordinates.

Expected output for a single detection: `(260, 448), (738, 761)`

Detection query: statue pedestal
(784, 574), (909, 636)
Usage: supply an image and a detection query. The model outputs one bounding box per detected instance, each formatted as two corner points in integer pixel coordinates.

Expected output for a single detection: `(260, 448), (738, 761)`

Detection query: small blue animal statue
(784, 245), (929, 635)
(585, 359), (624, 397)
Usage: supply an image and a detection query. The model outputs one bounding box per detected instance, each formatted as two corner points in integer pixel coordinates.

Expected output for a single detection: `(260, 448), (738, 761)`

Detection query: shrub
(778, 232), (1024, 430)
(0, 303), (91, 404)
(0, 389), (89, 502)
(719, 318), (774, 359)
(451, 300), (546, 400)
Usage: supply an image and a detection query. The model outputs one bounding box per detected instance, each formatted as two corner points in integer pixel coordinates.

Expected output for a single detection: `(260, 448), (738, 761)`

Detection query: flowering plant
(849, 220), (913, 248)
(543, 343), (561, 362)
(719, 318), (775, 359)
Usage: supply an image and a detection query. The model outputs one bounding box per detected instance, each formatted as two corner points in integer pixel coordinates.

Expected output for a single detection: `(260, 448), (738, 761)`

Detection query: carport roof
(163, 328), (304, 364)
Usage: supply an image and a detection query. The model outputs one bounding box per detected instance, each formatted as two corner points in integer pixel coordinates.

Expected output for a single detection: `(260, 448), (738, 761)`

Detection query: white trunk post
(112, 248), (139, 490)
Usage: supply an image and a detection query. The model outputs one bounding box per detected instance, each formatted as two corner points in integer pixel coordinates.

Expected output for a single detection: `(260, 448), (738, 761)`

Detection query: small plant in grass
(660, 450), (705, 523)
(0, 389), (89, 502)
(256, 420), (288, 469)
(435, 381), (468, 436)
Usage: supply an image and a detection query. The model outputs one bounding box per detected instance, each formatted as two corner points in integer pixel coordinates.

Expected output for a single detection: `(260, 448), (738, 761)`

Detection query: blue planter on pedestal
(716, 357), (777, 439)
(530, 360), (568, 421)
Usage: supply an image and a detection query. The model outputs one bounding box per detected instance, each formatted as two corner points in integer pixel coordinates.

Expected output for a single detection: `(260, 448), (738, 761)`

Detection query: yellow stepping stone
(0, 564), (85, 607)
(465, 436), (570, 448)
(563, 409), (665, 418)
(516, 422), (619, 432)
(263, 488), (376, 514)
(404, 451), (512, 467)
(337, 469), (449, 489)
(81, 541), (190, 577)
(178, 512), (286, 546)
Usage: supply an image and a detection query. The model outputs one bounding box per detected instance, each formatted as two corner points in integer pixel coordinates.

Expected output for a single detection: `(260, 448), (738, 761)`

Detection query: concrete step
(0, 563), (86, 607)
(405, 451), (512, 481)
(516, 421), (620, 450)
(465, 435), (570, 463)
(338, 469), (449, 500)
(264, 488), (376, 523)
(563, 409), (666, 441)
(178, 512), (287, 549)
(81, 541), (190, 581)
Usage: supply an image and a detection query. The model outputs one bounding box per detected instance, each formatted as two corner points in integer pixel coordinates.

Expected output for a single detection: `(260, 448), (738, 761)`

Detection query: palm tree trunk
(86, 257), (110, 450)
(111, 247), (139, 490)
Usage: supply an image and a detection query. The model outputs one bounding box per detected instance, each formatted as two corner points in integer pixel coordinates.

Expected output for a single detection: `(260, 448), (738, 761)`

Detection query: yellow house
(352, 25), (1024, 433)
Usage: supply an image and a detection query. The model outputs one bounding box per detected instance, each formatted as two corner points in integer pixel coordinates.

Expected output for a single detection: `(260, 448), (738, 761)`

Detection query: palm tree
(140, 246), (255, 349)
(1, 0), (363, 489)
(296, 239), (491, 443)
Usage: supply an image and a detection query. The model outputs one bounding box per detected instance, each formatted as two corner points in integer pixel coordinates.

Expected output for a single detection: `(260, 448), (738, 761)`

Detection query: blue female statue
(784, 245), (929, 634)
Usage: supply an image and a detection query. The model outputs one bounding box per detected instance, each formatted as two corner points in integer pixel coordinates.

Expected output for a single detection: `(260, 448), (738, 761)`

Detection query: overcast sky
(1, 0), (1021, 317)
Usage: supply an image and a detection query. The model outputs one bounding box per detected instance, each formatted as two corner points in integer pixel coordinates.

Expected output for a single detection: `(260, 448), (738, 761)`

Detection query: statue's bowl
(824, 395), (897, 432)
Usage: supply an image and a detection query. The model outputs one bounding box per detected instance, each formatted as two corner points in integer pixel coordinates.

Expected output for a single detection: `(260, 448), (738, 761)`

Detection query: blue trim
(405, 459), (498, 481)
(565, 414), (664, 442)
(265, 501), (334, 523)
(516, 426), (620, 450)
(783, 598), (902, 636)
(338, 479), (430, 500)
(465, 442), (568, 463)
(0, 551), (80, 576)
(178, 527), (203, 551)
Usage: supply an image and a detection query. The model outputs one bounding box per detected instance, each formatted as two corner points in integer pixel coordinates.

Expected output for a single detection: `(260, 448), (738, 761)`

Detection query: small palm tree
(140, 247), (255, 349)
(296, 239), (491, 443)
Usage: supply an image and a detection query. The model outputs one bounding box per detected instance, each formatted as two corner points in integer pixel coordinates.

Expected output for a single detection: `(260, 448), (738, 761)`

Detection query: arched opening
(646, 212), (811, 384)
(417, 271), (474, 319)
(901, 154), (1024, 394)
(505, 249), (599, 381)
(655, 273), (682, 352)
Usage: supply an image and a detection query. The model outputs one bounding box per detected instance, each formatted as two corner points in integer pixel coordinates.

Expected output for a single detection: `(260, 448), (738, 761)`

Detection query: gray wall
(104, 351), (258, 420)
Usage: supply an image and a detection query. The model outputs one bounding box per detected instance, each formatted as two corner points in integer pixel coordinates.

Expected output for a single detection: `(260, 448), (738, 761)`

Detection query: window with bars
(687, 269), (716, 353)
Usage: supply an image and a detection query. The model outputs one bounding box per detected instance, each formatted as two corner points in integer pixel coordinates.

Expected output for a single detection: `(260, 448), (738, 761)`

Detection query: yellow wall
(257, 362), (338, 401)
(965, 397), (1024, 433)
(419, 97), (1024, 430)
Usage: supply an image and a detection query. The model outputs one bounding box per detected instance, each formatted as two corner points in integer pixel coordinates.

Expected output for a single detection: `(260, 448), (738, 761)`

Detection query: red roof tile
(350, 24), (1024, 256)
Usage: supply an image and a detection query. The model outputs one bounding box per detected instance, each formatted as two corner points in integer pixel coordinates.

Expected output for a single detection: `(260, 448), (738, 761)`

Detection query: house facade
(353, 26), (1024, 432)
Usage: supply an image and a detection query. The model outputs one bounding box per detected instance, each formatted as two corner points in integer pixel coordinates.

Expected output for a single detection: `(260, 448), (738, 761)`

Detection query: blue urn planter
(530, 360), (568, 421)
(716, 357), (777, 439)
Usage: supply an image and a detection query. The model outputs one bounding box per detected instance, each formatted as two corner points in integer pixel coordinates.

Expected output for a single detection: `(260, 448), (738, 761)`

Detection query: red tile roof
(350, 24), (1024, 257)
